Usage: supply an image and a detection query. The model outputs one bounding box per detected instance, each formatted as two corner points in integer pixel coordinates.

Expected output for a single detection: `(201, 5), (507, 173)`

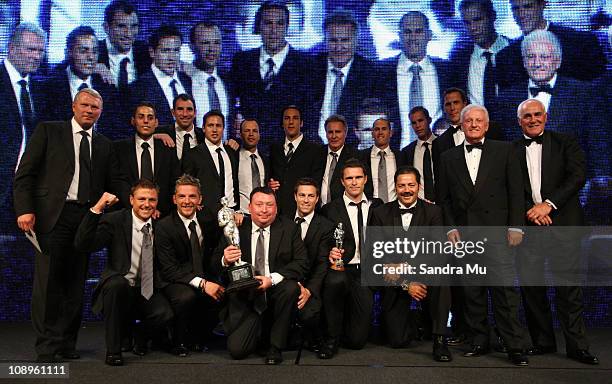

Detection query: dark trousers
(222, 279), (300, 359)
(382, 285), (451, 348)
(33, 203), (88, 356)
(322, 266), (374, 349)
(101, 276), (173, 353)
(162, 283), (219, 345)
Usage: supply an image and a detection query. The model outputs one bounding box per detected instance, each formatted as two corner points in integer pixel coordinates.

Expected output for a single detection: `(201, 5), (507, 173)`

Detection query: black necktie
(295, 216), (306, 239)
(78, 83), (88, 91)
(529, 84), (553, 97)
(286, 142), (294, 162)
(216, 147), (225, 198)
(18, 79), (35, 138)
(349, 201), (365, 259)
(263, 58), (275, 91)
(140, 223), (153, 300)
(250, 153), (261, 189)
(141, 142), (153, 180)
(189, 220), (204, 275)
(422, 142), (434, 201)
(482, 51), (496, 111)
(524, 135), (543, 146)
(466, 142), (484, 152)
(400, 207), (416, 215)
(182, 133), (191, 160)
(170, 79), (179, 100)
(77, 131), (91, 204)
(207, 76), (221, 111)
(118, 57), (129, 88)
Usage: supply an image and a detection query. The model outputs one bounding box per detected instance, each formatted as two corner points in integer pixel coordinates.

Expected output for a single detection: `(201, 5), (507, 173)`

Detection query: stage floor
(0, 322), (610, 384)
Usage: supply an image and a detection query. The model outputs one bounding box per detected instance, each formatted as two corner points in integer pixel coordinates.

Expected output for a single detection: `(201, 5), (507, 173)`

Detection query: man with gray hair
(13, 88), (129, 362)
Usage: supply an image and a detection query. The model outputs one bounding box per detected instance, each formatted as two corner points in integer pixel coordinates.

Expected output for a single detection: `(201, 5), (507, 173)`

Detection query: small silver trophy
(331, 222), (345, 271)
(218, 197), (260, 292)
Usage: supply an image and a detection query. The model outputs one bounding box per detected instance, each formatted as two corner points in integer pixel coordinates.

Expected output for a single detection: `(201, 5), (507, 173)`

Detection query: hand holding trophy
(330, 222), (345, 271)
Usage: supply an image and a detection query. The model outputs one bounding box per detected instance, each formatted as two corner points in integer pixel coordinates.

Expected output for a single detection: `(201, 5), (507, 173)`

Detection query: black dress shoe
(433, 336), (453, 362)
(57, 350), (80, 359)
(172, 344), (189, 357)
(132, 344), (148, 356)
(567, 349), (599, 365)
(190, 343), (209, 353)
(265, 346), (283, 365)
(36, 354), (63, 363)
(446, 334), (466, 346)
(508, 350), (529, 366)
(526, 345), (557, 355)
(105, 352), (124, 366)
(317, 338), (339, 360)
(494, 336), (508, 354)
(463, 345), (489, 357)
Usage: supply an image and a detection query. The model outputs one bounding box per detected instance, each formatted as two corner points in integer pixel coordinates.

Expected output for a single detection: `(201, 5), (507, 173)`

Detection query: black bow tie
(523, 135), (544, 146)
(465, 142), (484, 152)
(529, 84), (553, 96)
(399, 207), (416, 215)
(450, 125), (460, 133)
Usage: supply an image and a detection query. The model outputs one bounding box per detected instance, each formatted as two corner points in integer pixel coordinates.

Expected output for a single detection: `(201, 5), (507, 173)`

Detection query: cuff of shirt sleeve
(508, 227), (524, 234)
(190, 277), (203, 289)
(544, 199), (557, 210)
(270, 272), (284, 286)
(446, 228), (458, 236)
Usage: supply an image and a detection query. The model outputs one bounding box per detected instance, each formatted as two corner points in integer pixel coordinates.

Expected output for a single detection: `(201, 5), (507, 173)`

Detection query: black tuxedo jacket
(74, 208), (162, 313)
(154, 209), (221, 288)
(128, 69), (193, 126)
(316, 144), (360, 202)
(320, 196), (383, 265)
(156, 124), (204, 160)
(0, 63), (45, 214)
(358, 146), (401, 199)
(436, 139), (524, 228)
(378, 55), (450, 150)
(114, 136), (180, 216)
(229, 46), (310, 144)
(182, 142), (239, 213)
(97, 39), (152, 81)
(212, 216), (309, 283)
(305, 54), (376, 144)
(513, 131), (586, 225)
(269, 137), (324, 214)
(496, 23), (607, 86)
(13, 121), (129, 233)
(298, 213), (333, 297)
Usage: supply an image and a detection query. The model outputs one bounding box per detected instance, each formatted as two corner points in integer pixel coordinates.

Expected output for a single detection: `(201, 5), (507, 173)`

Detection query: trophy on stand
(331, 222), (345, 271)
(218, 197), (260, 293)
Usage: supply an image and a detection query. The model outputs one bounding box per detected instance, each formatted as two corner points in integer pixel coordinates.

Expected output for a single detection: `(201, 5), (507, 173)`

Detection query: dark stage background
(0, 0), (610, 324)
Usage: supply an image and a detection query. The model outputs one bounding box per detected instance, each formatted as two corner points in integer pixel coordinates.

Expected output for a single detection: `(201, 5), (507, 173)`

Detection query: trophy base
(330, 263), (345, 271)
(225, 263), (261, 293)
(226, 277), (261, 293)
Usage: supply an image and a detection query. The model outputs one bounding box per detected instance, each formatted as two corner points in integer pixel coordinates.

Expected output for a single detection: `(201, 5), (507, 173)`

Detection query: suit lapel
(473, 141), (493, 196)
(240, 220), (253, 264)
(452, 147), (474, 196)
(517, 143), (532, 200)
(62, 122), (76, 170)
(127, 137), (139, 180)
(173, 212), (191, 255)
(411, 200), (426, 226)
(391, 203), (403, 228)
(122, 209), (132, 257)
(268, 220), (283, 272)
(154, 140), (163, 178)
(540, 131), (552, 193)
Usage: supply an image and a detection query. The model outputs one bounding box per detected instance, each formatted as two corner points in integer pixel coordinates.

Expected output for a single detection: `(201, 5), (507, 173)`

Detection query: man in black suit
(307, 10), (375, 145)
(129, 24), (192, 126)
(156, 94), (204, 161)
(216, 186), (308, 364)
(436, 104), (529, 366)
(292, 178), (334, 349)
(114, 102), (180, 217)
(496, 0), (607, 86)
(235, 119), (270, 213)
(74, 180), (173, 366)
(316, 114), (359, 206)
(229, 1), (309, 143)
(399, 107), (436, 202)
(370, 166), (451, 362)
(359, 117), (399, 202)
(318, 159), (383, 359)
(449, 0), (510, 114)
(379, 11), (450, 150)
(188, 22), (232, 136)
(513, 99), (598, 365)
(96, 0), (150, 88)
(13, 88), (128, 362)
(1, 23), (46, 217)
(43, 26), (119, 137)
(155, 175), (224, 356)
(183, 110), (239, 213)
(269, 105), (323, 215)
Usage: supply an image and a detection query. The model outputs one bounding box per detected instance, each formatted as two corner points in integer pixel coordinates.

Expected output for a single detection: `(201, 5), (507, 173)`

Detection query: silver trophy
(331, 222), (345, 271)
(218, 197), (260, 292)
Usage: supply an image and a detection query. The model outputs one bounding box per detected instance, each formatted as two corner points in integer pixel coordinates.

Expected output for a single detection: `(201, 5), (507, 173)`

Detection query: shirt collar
(417, 132), (436, 147)
(131, 209), (152, 231)
(205, 138), (223, 151)
(328, 144), (344, 157)
(260, 43), (290, 69)
(71, 117), (93, 134)
(327, 57), (354, 77)
(4, 59), (28, 84)
(67, 66), (92, 89)
(343, 192), (367, 207)
(175, 123), (195, 134)
(528, 73), (558, 89)
(177, 211), (197, 227)
(151, 63), (178, 83)
(398, 53), (431, 73)
(135, 134), (154, 148)
(285, 133), (303, 148)
(295, 210), (315, 225)
(240, 147), (260, 158)
(464, 137), (486, 148)
(398, 200), (418, 210)
(473, 34), (509, 55)
(105, 37), (134, 60)
(252, 221), (270, 235)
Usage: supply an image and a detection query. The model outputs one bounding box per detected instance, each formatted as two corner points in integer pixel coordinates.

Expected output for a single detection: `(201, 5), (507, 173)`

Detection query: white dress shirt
(134, 134), (155, 177)
(4, 59), (31, 168)
(467, 35), (509, 106)
(251, 223), (284, 285)
(105, 38), (136, 85)
(343, 193), (370, 265)
(321, 145), (344, 205)
(413, 133), (436, 199)
(524, 133), (544, 204)
(66, 118), (93, 201)
(452, 125), (465, 146)
(463, 139), (484, 185)
(238, 147), (265, 212)
(205, 139), (236, 207)
(259, 43), (290, 79)
(191, 67), (229, 138)
(125, 210), (153, 286)
(370, 146), (397, 202)
(397, 54), (442, 148)
(318, 58), (353, 143)
(174, 124), (197, 160)
(528, 74), (558, 112)
(399, 200), (418, 230)
(284, 133), (304, 156)
(177, 212), (205, 288)
(294, 210), (315, 241)
(151, 64), (186, 110)
(66, 66), (93, 101)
